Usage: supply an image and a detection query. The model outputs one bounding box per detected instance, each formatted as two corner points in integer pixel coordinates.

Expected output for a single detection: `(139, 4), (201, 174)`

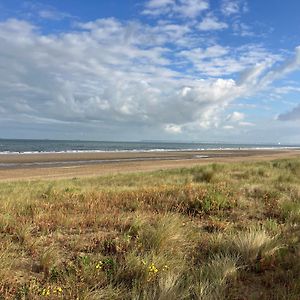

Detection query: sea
(0, 139), (299, 154)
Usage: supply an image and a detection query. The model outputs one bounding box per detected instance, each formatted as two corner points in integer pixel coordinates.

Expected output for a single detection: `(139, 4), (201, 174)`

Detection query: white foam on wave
(0, 146), (299, 155)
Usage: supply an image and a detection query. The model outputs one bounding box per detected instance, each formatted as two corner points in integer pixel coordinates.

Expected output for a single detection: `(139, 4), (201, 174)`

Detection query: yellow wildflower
(148, 263), (158, 274)
(41, 288), (50, 296)
(95, 261), (104, 269)
(162, 265), (168, 271)
(53, 286), (63, 293)
(147, 262), (159, 282)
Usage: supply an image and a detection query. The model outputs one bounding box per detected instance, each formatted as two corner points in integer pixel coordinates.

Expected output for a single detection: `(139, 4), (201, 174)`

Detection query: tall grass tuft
(227, 228), (282, 265)
(193, 167), (215, 183)
(192, 253), (239, 299)
(138, 214), (190, 255)
(280, 199), (300, 223)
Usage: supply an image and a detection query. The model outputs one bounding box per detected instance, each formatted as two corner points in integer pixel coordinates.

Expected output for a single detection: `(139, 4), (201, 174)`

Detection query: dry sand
(0, 149), (299, 181)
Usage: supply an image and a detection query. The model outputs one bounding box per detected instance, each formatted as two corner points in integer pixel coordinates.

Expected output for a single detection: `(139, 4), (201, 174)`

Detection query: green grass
(0, 157), (300, 299)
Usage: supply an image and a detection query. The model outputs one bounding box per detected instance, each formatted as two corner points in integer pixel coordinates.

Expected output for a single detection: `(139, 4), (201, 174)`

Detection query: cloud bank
(278, 104), (300, 121)
(0, 1), (300, 140)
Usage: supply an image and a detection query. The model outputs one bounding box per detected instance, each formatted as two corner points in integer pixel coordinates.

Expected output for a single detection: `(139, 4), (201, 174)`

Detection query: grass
(0, 157), (300, 299)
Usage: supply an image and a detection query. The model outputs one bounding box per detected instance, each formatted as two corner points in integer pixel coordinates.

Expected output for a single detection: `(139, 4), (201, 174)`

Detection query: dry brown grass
(0, 157), (300, 299)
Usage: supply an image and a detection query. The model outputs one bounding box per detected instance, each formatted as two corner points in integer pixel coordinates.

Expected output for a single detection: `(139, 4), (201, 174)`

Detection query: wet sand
(0, 149), (299, 181)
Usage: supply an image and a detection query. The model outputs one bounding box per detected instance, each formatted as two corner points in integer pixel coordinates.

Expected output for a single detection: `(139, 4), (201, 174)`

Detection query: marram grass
(0, 158), (300, 299)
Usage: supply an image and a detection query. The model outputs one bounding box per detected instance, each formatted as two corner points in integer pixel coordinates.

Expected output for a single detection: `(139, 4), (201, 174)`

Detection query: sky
(0, 0), (300, 144)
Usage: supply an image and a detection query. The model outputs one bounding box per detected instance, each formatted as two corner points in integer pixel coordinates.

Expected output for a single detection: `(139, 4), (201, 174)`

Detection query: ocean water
(0, 139), (299, 154)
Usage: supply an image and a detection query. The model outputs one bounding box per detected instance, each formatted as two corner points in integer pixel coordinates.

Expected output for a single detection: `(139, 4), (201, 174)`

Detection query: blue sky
(0, 0), (299, 143)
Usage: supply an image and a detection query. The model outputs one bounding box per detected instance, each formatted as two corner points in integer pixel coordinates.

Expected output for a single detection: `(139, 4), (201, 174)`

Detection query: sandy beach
(0, 149), (299, 181)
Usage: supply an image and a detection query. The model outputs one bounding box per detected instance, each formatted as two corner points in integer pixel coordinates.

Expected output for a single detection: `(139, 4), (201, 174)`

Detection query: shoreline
(0, 149), (300, 182)
(0, 146), (299, 155)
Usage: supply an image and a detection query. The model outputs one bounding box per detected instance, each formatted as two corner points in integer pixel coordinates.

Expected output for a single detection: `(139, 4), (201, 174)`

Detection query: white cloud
(180, 45), (228, 60)
(0, 18), (299, 139)
(22, 2), (74, 22)
(143, 0), (209, 18)
(38, 9), (72, 21)
(165, 124), (182, 133)
(221, 0), (248, 16)
(221, 0), (239, 15)
(239, 121), (255, 126)
(252, 46), (300, 90)
(179, 44), (281, 77)
(175, 0), (210, 18)
(147, 0), (175, 8)
(226, 111), (245, 122)
(197, 15), (228, 31)
(274, 86), (300, 95)
(232, 22), (254, 37)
